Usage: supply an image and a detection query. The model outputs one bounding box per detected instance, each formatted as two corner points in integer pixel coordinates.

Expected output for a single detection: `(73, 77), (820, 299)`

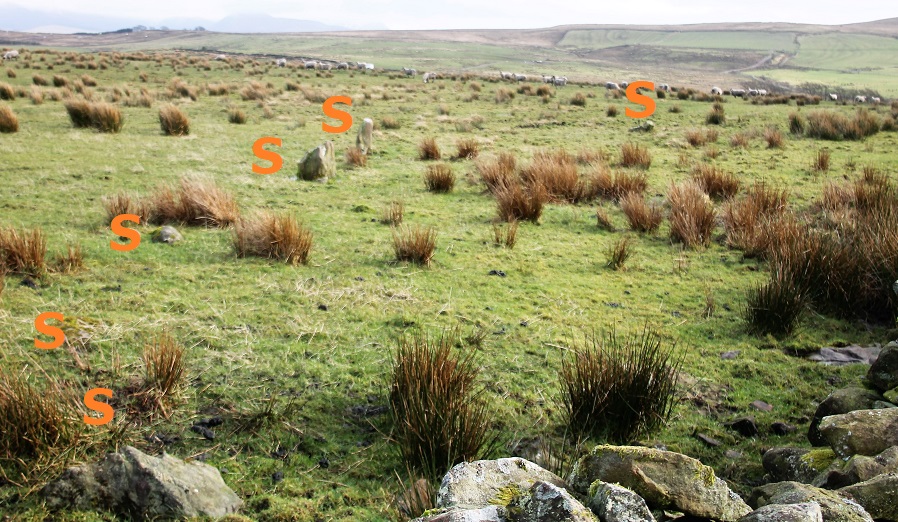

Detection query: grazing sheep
(658, 84), (670, 91)
(619, 81), (629, 89)
(318, 62), (332, 71)
(748, 88), (760, 96)
(758, 89), (768, 96)
(3, 50), (19, 60)
(356, 118), (374, 154)
(214, 54), (227, 61)
(275, 58), (287, 67)
(304, 60), (317, 69)
(829, 93), (838, 101)
(402, 67), (417, 76)
(855, 95), (867, 103)
(499, 71), (514, 80)
(711, 86), (723, 95)
(605, 82), (619, 90)
(336, 62), (349, 70)
(364, 63), (374, 70)
(553, 76), (567, 87)
(871, 96), (881, 103)
(542, 75), (553, 83)
(422, 72), (437, 83)
(515, 73), (527, 82)
(731, 89), (746, 97)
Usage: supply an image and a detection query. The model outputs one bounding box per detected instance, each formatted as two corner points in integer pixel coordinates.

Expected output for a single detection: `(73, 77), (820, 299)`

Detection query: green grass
(0, 49), (894, 521)
(559, 29), (800, 52)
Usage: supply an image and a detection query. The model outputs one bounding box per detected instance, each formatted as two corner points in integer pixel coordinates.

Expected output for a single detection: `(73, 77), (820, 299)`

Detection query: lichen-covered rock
(41, 446), (242, 518)
(867, 342), (898, 393)
(151, 225), (183, 244)
(587, 481), (655, 522)
(511, 481), (597, 521)
(297, 141), (336, 181)
(738, 502), (823, 522)
(808, 388), (884, 446)
(838, 473), (898, 521)
(748, 482), (872, 522)
(885, 387), (898, 404)
(568, 445), (750, 521)
(763, 448), (836, 484)
(356, 117), (374, 154)
(437, 458), (567, 510)
(816, 447), (898, 488)
(819, 408), (898, 457)
(411, 506), (507, 522)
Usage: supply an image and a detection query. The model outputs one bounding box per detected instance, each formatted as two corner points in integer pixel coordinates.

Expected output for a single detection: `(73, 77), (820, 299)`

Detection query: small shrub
(418, 137), (441, 160)
(560, 327), (682, 443)
(382, 116), (401, 129)
(89, 102), (123, 133)
(455, 138), (479, 160)
(570, 92), (587, 107)
(64, 99), (93, 128)
(606, 236), (633, 270)
(393, 225), (437, 266)
(764, 127), (785, 148)
(789, 112), (805, 135)
(381, 201), (404, 226)
(32, 74), (48, 86)
(389, 331), (495, 477)
(492, 221), (518, 249)
(345, 147), (367, 168)
(619, 142), (652, 169)
(495, 183), (547, 223)
(706, 104), (725, 125)
(0, 226), (47, 276)
(477, 153), (517, 194)
(234, 212), (312, 265)
(813, 149), (831, 172)
(668, 181), (716, 248)
(424, 164), (455, 193)
(691, 164), (739, 199)
(0, 82), (14, 100)
(619, 193), (663, 233)
(744, 266), (806, 336)
(227, 106), (247, 124)
(147, 176), (239, 227)
(159, 104), (189, 136)
(0, 103), (18, 133)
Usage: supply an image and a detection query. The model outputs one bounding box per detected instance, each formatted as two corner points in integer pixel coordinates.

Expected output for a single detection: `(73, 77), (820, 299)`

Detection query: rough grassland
(0, 50), (894, 520)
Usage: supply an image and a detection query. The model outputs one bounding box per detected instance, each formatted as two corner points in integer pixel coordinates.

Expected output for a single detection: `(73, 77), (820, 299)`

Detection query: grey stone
(568, 445), (750, 521)
(588, 481), (655, 522)
(511, 481), (597, 521)
(838, 473), (898, 521)
(41, 446), (242, 518)
(436, 458), (567, 511)
(808, 388), (885, 446)
(808, 346), (882, 365)
(762, 448), (836, 484)
(151, 225), (183, 244)
(356, 117), (374, 154)
(868, 343), (898, 392)
(411, 506), (507, 522)
(748, 482), (872, 522)
(815, 446), (898, 488)
(819, 408), (898, 457)
(738, 502), (823, 522)
(297, 141), (336, 181)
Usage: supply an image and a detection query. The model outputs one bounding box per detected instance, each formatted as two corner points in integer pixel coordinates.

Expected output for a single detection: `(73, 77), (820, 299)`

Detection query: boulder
(815, 447), (898, 489)
(510, 481), (597, 521)
(356, 117), (374, 154)
(411, 506), (507, 522)
(808, 388), (884, 446)
(297, 141), (336, 181)
(818, 408), (898, 457)
(151, 225), (183, 244)
(567, 445), (750, 521)
(436, 458), (567, 510)
(588, 481), (655, 522)
(41, 446), (242, 519)
(762, 448), (836, 484)
(838, 473), (898, 521)
(629, 120), (654, 133)
(867, 342), (898, 392)
(738, 502), (823, 522)
(748, 482), (872, 522)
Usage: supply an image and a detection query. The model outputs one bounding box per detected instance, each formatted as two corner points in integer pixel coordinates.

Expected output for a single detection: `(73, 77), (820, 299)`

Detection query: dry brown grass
(730, 132), (750, 148)
(29, 86), (43, 105)
(764, 127), (785, 149)
(134, 334), (186, 417)
(5, 68), (15, 79)
(234, 211), (313, 265)
(519, 150), (585, 203)
(619, 142), (652, 169)
(576, 149), (608, 165)
(88, 102), (123, 133)
(691, 164), (740, 200)
(495, 183), (548, 223)
(0, 103), (18, 133)
(588, 166), (648, 201)
(393, 225), (437, 266)
(51, 244), (84, 274)
(207, 82), (230, 96)
(146, 177), (239, 228)
(0, 226), (47, 276)
(228, 106), (247, 124)
(0, 82), (15, 100)
(64, 99), (93, 128)
(721, 182), (789, 257)
(477, 153), (517, 194)
(31, 74), (48, 86)
(159, 104), (189, 136)
(240, 81), (269, 101)
(381, 201), (404, 226)
(424, 164), (456, 193)
(595, 206), (615, 231)
(101, 191), (146, 224)
(381, 116), (401, 129)
(418, 137), (441, 160)
(495, 87), (514, 103)
(345, 147), (368, 168)
(606, 105), (619, 117)
(606, 236), (634, 270)
(492, 221), (518, 249)
(668, 181), (717, 248)
(813, 149), (831, 172)
(455, 138), (479, 160)
(620, 193), (663, 233)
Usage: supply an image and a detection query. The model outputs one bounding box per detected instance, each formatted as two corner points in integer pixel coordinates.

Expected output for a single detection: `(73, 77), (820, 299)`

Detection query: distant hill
(210, 14), (345, 33)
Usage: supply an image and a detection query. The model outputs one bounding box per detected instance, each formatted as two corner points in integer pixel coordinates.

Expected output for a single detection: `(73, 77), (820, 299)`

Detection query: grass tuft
(0, 103), (18, 133)
(393, 225), (437, 265)
(234, 211), (313, 265)
(606, 236), (634, 270)
(159, 104), (190, 136)
(668, 180), (717, 248)
(619, 142), (652, 169)
(0, 226), (47, 276)
(620, 193), (663, 233)
(418, 137), (441, 160)
(424, 164), (455, 193)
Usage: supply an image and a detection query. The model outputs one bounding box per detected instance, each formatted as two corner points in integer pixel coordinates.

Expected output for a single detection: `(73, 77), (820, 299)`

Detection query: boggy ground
(0, 50), (896, 520)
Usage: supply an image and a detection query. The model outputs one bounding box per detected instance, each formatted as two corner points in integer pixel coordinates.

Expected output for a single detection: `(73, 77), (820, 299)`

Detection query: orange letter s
(322, 96), (352, 134)
(34, 311), (65, 350)
(252, 136), (283, 175)
(83, 388), (114, 426)
(110, 213), (141, 252)
(625, 81), (656, 119)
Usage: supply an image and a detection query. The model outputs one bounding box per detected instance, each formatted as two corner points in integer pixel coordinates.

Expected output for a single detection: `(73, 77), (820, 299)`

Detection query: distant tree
(194, 26), (206, 31)
(160, 26), (169, 31)
(133, 25), (147, 31)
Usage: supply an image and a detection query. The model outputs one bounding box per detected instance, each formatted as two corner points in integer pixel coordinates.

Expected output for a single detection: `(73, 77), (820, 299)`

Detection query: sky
(3, 0), (896, 30)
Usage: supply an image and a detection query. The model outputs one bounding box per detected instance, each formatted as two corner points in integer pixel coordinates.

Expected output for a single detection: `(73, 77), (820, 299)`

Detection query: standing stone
(818, 408), (898, 457)
(297, 141), (336, 182)
(588, 481), (656, 522)
(356, 117), (374, 154)
(41, 446), (242, 518)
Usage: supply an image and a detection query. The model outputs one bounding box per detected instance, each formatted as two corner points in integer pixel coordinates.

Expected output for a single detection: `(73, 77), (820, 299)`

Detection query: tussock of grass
(495, 182), (547, 223)
(691, 164), (739, 200)
(51, 244), (84, 274)
(345, 147), (367, 168)
(492, 221), (518, 249)
(228, 106), (247, 124)
(424, 164), (455, 193)
(668, 180), (716, 248)
(619, 142), (651, 169)
(393, 225), (437, 265)
(455, 138), (479, 160)
(381, 200), (404, 226)
(812, 149), (830, 172)
(620, 193), (663, 233)
(0, 103), (18, 133)
(477, 152), (517, 194)
(519, 149), (586, 203)
(606, 236), (634, 270)
(159, 104), (189, 136)
(133, 334), (186, 417)
(234, 212), (313, 265)
(0, 226), (47, 276)
(146, 177), (239, 228)
(418, 137), (441, 160)
(722, 182), (788, 257)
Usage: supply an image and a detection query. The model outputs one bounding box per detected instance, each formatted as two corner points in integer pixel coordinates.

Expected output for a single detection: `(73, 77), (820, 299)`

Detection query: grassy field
(0, 49), (896, 521)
